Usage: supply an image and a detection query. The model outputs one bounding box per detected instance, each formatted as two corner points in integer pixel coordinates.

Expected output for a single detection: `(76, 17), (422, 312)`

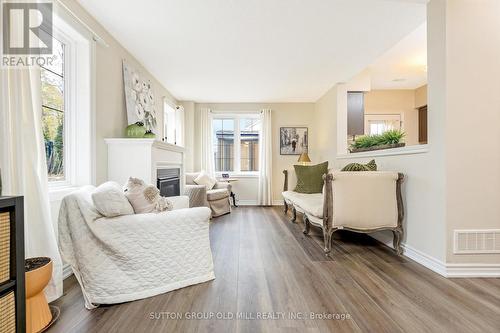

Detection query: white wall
(191, 102), (316, 204)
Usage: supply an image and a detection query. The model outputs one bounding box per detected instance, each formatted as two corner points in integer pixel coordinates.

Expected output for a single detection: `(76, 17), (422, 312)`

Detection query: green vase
(126, 122), (146, 138)
(143, 130), (156, 138)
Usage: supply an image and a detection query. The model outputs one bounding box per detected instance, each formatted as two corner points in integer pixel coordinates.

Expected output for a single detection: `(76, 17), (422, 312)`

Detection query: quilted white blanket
(58, 186), (215, 309)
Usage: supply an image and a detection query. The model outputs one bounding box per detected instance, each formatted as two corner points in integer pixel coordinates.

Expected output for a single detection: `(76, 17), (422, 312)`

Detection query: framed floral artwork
(122, 60), (157, 132)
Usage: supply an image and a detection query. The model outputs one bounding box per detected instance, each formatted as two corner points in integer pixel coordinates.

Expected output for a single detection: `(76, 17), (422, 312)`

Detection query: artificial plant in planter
(126, 122), (147, 138)
(350, 130), (406, 153)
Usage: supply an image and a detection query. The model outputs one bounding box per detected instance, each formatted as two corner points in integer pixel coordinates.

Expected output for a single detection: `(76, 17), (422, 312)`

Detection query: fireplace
(157, 168), (180, 197)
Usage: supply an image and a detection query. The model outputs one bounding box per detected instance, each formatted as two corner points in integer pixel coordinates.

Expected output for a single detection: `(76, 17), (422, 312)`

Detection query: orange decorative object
(25, 257), (53, 333)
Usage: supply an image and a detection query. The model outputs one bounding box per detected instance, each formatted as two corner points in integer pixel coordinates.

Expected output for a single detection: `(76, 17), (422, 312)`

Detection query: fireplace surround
(105, 139), (185, 194)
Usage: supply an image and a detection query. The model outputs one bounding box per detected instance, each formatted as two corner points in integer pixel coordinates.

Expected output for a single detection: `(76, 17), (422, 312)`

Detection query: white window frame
(163, 99), (184, 146)
(47, 10), (95, 200)
(212, 113), (260, 177)
(175, 105), (185, 146)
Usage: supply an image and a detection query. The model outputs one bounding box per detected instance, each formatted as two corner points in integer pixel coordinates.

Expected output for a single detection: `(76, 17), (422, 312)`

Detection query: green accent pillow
(341, 159), (377, 172)
(294, 161), (329, 194)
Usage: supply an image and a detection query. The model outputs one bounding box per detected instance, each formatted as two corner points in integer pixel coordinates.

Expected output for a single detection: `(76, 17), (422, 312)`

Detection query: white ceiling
(369, 23), (427, 90)
(77, 0), (426, 102)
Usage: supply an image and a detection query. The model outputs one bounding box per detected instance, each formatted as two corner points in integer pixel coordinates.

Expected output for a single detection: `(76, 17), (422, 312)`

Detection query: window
(41, 38), (65, 181)
(40, 12), (93, 192)
(164, 102), (176, 144)
(213, 118), (235, 171)
(212, 114), (260, 173)
(240, 118), (260, 171)
(163, 102), (184, 146)
(365, 114), (401, 136)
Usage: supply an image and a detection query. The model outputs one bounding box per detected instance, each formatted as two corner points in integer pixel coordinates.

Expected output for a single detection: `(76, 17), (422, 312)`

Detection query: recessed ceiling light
(392, 78), (406, 82)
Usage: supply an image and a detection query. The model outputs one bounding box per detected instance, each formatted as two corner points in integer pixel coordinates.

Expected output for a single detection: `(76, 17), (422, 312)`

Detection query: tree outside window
(41, 37), (65, 181)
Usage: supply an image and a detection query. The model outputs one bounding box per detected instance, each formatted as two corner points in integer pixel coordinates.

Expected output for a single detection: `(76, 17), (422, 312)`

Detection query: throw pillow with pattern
(124, 177), (173, 213)
(341, 159), (377, 172)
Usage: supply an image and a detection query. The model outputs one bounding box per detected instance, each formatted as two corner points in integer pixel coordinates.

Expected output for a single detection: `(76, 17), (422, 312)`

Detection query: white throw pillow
(92, 181), (134, 217)
(124, 177), (173, 214)
(194, 170), (217, 190)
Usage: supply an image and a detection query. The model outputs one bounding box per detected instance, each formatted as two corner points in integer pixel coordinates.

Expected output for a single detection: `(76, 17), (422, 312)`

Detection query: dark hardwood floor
(47, 207), (500, 333)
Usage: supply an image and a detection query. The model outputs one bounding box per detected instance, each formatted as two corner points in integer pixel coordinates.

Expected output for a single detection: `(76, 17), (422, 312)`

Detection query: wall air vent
(454, 229), (500, 254)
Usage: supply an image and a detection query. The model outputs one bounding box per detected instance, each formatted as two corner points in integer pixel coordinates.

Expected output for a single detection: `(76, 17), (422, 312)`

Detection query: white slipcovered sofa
(282, 169), (404, 255)
(58, 186), (215, 309)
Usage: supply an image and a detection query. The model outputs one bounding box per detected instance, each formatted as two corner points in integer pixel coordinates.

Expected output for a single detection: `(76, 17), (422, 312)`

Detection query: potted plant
(350, 130), (406, 153)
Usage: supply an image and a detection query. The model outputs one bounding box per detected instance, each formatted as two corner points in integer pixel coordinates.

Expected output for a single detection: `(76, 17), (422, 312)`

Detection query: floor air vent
(454, 229), (500, 254)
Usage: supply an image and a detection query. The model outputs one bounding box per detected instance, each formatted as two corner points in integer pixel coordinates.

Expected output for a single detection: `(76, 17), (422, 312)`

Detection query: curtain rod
(55, 0), (109, 47)
(209, 110), (263, 114)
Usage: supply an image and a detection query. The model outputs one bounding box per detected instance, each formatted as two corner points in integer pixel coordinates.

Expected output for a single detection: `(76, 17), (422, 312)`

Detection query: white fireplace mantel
(104, 138), (185, 190)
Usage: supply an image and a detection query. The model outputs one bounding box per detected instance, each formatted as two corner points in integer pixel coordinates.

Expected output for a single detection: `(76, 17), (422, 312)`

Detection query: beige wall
(314, 86), (338, 164)
(192, 103), (316, 204)
(415, 84), (427, 108)
(364, 90), (419, 146)
(61, 0), (178, 185)
(445, 0), (500, 264)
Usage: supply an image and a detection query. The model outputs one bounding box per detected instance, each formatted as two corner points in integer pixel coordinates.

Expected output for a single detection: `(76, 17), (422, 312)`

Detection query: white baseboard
(445, 263), (500, 278)
(370, 233), (500, 278)
(234, 200), (282, 206)
(237, 200), (258, 206)
(63, 264), (73, 280)
(370, 232), (446, 275)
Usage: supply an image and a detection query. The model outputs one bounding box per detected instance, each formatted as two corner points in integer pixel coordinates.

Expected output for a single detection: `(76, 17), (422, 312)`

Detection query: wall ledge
(337, 144), (429, 159)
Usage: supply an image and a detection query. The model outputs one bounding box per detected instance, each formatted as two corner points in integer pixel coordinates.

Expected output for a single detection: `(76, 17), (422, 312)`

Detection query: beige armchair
(282, 170), (404, 255)
(184, 172), (232, 217)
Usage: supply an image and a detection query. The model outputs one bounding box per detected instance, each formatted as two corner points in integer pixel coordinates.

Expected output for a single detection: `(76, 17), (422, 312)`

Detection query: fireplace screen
(157, 168), (180, 197)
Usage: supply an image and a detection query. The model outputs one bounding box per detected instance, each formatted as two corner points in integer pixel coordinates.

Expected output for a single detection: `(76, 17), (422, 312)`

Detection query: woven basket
(0, 212), (10, 283)
(0, 291), (16, 333)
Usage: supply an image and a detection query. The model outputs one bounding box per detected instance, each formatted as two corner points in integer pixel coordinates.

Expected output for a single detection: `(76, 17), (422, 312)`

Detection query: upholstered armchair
(184, 172), (232, 217)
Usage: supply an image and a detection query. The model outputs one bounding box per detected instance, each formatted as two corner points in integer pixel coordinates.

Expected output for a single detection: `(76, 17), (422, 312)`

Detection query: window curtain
(258, 109), (273, 205)
(199, 107), (215, 175)
(0, 67), (63, 302)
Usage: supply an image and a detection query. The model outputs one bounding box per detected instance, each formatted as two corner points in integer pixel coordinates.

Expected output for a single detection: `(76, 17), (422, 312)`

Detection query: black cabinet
(0, 197), (25, 333)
